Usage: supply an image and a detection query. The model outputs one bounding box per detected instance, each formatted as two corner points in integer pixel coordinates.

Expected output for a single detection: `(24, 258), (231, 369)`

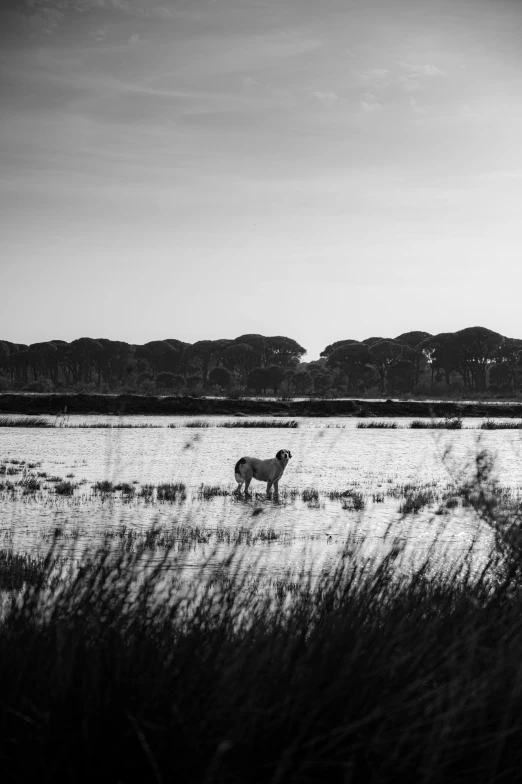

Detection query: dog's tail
(235, 457), (246, 484)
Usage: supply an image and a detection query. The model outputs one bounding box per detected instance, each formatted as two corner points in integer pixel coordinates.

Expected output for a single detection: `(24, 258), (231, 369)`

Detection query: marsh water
(2, 414), (522, 580)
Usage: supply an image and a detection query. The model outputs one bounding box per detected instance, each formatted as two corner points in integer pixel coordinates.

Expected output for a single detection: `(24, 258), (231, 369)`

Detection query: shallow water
(1, 415), (521, 579)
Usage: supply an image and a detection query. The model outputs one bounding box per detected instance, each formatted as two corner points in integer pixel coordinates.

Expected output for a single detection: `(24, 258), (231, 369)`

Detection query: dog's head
(276, 449), (292, 463)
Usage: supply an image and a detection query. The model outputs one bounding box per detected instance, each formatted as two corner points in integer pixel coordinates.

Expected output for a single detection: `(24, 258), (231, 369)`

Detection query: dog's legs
(235, 481), (244, 495)
(266, 479), (273, 497)
(244, 477), (252, 497)
(273, 479), (279, 498)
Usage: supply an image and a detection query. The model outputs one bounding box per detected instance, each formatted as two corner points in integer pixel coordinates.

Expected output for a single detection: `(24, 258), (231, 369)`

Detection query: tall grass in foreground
(2, 450), (522, 782)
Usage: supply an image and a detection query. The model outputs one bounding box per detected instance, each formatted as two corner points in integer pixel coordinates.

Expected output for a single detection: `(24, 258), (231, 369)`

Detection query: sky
(1, 0), (522, 360)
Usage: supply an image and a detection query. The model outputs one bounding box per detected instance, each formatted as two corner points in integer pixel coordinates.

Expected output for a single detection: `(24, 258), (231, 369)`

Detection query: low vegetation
(0, 450), (521, 780)
(356, 420), (398, 428)
(54, 480), (77, 496)
(0, 549), (51, 590)
(480, 419), (522, 430)
(0, 416), (51, 427)
(220, 419), (300, 428)
(156, 482), (187, 502)
(410, 417), (463, 429)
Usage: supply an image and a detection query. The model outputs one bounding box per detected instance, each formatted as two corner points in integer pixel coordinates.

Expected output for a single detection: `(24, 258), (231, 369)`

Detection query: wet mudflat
(2, 415), (521, 581)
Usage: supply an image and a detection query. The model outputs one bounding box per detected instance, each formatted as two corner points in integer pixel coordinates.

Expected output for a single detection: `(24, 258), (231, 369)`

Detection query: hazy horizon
(2, 0), (522, 361)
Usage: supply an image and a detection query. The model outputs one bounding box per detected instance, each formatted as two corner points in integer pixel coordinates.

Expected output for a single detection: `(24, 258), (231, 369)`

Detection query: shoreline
(1, 393), (522, 418)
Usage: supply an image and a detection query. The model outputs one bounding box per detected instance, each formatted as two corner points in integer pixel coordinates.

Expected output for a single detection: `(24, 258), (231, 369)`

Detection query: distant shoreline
(1, 393), (522, 418)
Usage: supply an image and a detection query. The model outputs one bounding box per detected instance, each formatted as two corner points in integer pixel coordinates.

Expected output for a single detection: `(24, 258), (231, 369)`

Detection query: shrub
(208, 367), (232, 389)
(24, 377), (54, 393)
(54, 481), (76, 496)
(156, 372), (177, 389)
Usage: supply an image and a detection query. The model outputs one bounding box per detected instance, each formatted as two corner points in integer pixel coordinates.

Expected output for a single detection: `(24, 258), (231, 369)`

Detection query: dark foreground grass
(2, 450), (522, 783)
(0, 549), (50, 590)
(1, 535), (522, 783)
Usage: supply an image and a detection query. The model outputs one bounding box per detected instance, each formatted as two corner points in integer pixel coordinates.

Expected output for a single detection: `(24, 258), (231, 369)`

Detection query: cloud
(408, 96), (426, 115)
(90, 24), (109, 41)
(479, 170), (522, 182)
(312, 89), (339, 106)
(129, 32), (141, 43)
(16, 0), (172, 35)
(241, 75), (260, 90)
(358, 68), (390, 79)
(360, 99), (382, 112)
(397, 61), (444, 77)
(359, 90), (382, 112)
(148, 6), (173, 19)
(356, 68), (391, 87)
(400, 79), (422, 93)
(459, 103), (477, 120)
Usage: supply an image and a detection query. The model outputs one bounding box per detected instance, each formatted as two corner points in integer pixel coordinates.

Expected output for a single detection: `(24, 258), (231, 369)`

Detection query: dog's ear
(289, 451), (292, 459)
(276, 450), (283, 461)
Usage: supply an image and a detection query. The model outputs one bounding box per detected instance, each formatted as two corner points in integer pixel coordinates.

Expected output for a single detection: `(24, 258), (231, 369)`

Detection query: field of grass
(1, 449), (522, 780)
(0, 457), (521, 784)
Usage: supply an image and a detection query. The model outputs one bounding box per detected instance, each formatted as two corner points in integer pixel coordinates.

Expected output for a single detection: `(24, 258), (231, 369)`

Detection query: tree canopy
(2, 325), (521, 396)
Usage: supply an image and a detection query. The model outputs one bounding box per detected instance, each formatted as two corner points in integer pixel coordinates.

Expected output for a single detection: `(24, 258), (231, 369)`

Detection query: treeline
(0, 327), (521, 396)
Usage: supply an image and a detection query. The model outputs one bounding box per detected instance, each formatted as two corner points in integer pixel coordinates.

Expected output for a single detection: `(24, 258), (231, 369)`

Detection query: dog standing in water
(234, 450), (292, 497)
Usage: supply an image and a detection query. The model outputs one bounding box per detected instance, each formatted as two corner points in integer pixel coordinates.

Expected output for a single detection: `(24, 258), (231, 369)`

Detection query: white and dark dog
(234, 449), (292, 497)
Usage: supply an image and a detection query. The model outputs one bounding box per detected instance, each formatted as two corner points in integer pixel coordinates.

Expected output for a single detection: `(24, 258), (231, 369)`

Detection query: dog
(234, 449), (292, 497)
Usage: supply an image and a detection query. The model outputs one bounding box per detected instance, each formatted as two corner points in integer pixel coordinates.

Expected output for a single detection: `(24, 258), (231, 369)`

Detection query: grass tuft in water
(410, 417), (463, 429)
(301, 487), (320, 503)
(157, 482), (186, 502)
(22, 477), (41, 492)
(357, 420), (398, 428)
(138, 484), (155, 500)
(113, 482), (136, 497)
(54, 481), (77, 496)
(92, 480), (115, 494)
(480, 419), (522, 430)
(0, 417), (50, 428)
(220, 419), (299, 428)
(195, 484), (230, 499)
(399, 489), (436, 514)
